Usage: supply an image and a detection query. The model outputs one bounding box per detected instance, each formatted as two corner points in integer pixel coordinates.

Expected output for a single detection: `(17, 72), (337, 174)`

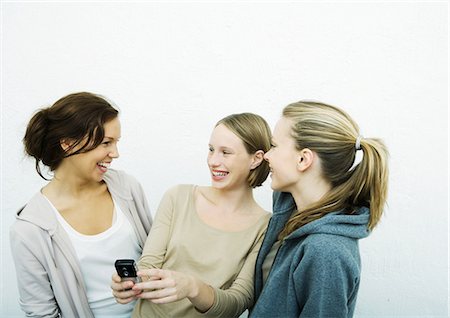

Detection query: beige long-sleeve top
(134, 184), (270, 318)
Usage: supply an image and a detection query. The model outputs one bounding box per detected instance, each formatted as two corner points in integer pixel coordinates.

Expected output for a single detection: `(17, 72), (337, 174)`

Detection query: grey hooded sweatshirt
(10, 169), (152, 318)
(251, 191), (370, 318)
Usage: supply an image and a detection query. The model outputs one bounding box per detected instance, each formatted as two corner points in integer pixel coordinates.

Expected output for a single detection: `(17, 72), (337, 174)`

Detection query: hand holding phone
(114, 259), (141, 283)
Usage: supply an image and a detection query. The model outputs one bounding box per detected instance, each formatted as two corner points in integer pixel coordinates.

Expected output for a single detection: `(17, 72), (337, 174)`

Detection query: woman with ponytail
(10, 92), (152, 318)
(250, 101), (389, 318)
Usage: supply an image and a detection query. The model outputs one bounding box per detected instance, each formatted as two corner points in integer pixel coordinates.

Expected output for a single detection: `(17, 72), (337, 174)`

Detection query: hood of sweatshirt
(15, 169), (130, 233)
(285, 206), (371, 241)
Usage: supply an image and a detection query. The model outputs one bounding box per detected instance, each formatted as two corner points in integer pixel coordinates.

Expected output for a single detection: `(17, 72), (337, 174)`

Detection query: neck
(290, 176), (331, 212)
(46, 169), (102, 198)
(207, 185), (256, 214)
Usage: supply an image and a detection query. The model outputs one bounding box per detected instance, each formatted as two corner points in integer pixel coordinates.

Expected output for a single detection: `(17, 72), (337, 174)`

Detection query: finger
(114, 295), (136, 304)
(112, 289), (138, 303)
(112, 273), (122, 282)
(136, 287), (176, 301)
(150, 295), (178, 304)
(133, 278), (174, 291)
(138, 268), (168, 279)
(137, 268), (158, 277)
(111, 280), (135, 291)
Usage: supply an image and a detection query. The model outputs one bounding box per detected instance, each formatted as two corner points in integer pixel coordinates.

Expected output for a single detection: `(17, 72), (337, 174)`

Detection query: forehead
(103, 117), (121, 136)
(273, 117), (293, 139)
(209, 124), (244, 148)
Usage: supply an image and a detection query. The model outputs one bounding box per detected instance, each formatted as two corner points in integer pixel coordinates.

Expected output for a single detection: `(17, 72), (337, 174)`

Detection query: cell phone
(114, 259), (141, 283)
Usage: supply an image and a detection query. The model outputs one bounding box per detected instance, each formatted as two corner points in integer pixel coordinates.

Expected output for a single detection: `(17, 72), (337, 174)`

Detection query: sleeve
(138, 186), (176, 270)
(126, 172), (153, 236)
(10, 224), (61, 318)
(203, 222), (268, 318)
(292, 240), (359, 318)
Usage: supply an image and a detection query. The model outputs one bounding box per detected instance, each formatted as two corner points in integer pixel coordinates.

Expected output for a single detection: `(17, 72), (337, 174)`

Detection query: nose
(207, 151), (220, 167)
(263, 150), (271, 162)
(109, 144), (120, 159)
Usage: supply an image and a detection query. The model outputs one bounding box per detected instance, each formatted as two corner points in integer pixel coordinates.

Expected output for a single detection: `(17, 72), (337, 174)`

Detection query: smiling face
(264, 117), (302, 192)
(207, 124), (255, 190)
(61, 117), (121, 183)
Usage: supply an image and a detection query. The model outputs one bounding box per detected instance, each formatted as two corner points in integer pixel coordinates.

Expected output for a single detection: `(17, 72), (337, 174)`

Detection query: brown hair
(216, 113), (272, 188)
(279, 101), (389, 238)
(23, 92), (119, 179)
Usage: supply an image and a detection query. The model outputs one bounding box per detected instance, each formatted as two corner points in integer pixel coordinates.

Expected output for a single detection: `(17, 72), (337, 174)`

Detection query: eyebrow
(209, 144), (234, 151)
(103, 136), (121, 140)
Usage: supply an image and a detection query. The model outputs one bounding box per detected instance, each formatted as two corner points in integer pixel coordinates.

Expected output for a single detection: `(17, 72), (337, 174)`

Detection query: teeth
(213, 171), (228, 177)
(98, 162), (111, 168)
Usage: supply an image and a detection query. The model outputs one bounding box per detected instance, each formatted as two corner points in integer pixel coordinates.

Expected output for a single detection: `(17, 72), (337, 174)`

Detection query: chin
(270, 181), (283, 192)
(211, 181), (226, 189)
(93, 173), (105, 183)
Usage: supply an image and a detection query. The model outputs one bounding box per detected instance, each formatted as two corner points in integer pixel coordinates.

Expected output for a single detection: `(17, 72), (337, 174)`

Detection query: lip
(211, 169), (229, 181)
(97, 161), (112, 173)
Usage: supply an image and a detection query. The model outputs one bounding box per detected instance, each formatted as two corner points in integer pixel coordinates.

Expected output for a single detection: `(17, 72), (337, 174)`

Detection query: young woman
(10, 92), (152, 318)
(112, 113), (272, 317)
(250, 101), (389, 317)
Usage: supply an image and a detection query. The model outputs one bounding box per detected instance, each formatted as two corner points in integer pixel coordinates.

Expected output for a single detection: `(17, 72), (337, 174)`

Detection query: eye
(270, 143), (276, 148)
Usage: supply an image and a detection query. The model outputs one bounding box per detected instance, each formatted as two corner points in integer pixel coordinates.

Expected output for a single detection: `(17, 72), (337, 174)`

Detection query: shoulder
(10, 216), (49, 249)
(157, 184), (196, 208)
(249, 209), (271, 234)
(272, 191), (296, 215)
(304, 233), (358, 253)
(12, 192), (58, 231)
(258, 210), (271, 225)
(163, 184), (195, 197)
(299, 234), (361, 270)
(104, 169), (139, 188)
(104, 169), (148, 200)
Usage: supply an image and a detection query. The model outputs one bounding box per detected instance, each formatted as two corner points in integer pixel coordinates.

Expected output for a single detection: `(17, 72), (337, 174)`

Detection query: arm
(133, 268), (215, 312)
(293, 239), (359, 318)
(138, 186), (174, 269)
(128, 174), (153, 235)
(10, 225), (60, 318)
(127, 186), (217, 311)
(132, 223), (267, 317)
(204, 230), (265, 317)
(112, 186), (174, 303)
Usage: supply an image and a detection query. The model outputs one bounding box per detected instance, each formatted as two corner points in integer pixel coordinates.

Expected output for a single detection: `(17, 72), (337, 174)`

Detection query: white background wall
(1, 1), (448, 317)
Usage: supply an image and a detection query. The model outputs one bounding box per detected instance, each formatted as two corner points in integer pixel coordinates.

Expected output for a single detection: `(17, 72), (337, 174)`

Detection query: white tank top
(48, 198), (141, 318)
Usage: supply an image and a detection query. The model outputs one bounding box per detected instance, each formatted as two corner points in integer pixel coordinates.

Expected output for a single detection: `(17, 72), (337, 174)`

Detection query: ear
(250, 150), (265, 170)
(60, 139), (75, 152)
(297, 148), (314, 172)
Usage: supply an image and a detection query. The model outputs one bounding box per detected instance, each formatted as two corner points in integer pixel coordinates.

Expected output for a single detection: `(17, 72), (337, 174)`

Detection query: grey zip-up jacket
(250, 191), (370, 318)
(10, 169), (153, 318)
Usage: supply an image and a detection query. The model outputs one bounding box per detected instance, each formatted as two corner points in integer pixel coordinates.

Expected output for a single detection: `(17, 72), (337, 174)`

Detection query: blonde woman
(250, 101), (389, 317)
(112, 113), (272, 317)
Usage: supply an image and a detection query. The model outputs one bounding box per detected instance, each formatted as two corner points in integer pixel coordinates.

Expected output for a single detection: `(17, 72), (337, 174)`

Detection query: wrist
(188, 276), (200, 299)
(188, 279), (215, 313)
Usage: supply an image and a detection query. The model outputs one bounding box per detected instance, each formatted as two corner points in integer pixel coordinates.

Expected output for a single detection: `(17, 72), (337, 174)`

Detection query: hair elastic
(355, 135), (363, 151)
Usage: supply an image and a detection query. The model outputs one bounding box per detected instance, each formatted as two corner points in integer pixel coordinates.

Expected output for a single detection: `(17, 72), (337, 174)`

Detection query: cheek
(270, 150), (284, 164)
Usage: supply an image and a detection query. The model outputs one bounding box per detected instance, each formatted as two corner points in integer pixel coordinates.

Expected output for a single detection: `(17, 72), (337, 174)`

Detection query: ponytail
(278, 101), (389, 239)
(350, 137), (389, 230)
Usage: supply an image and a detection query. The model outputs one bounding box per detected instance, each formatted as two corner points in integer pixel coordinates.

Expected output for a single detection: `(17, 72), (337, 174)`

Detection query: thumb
(138, 268), (167, 279)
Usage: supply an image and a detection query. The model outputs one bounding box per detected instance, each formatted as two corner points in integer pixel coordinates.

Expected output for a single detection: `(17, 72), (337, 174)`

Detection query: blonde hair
(216, 113), (272, 188)
(279, 101), (389, 239)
